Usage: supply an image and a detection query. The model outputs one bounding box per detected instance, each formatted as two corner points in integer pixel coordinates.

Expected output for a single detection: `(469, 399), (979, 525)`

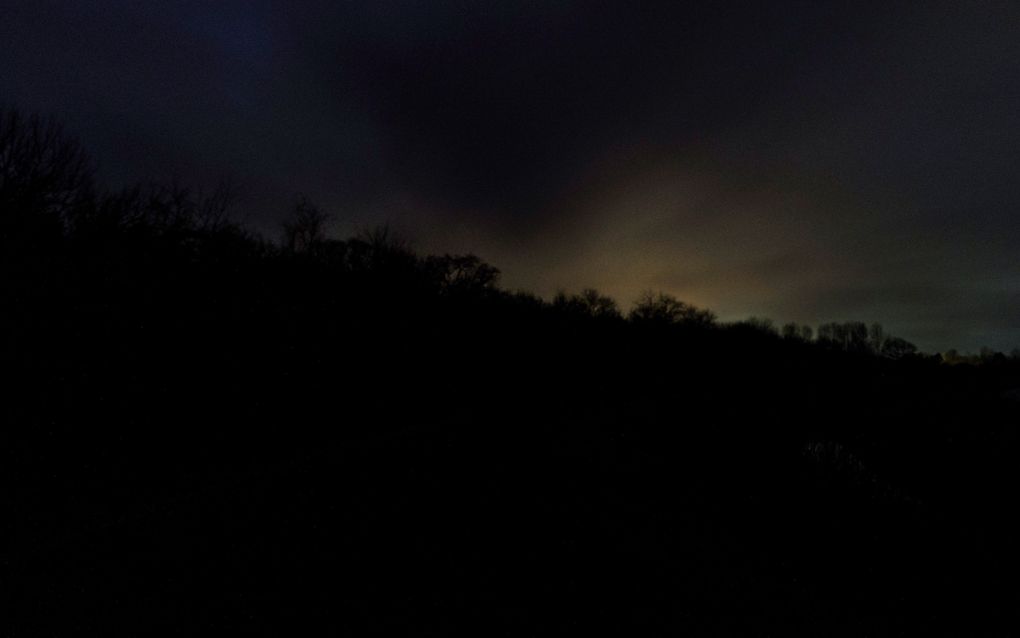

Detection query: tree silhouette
(781, 322), (815, 342)
(868, 323), (885, 353)
(425, 254), (501, 296)
(577, 288), (621, 319)
(817, 321), (871, 352)
(628, 291), (716, 327)
(282, 195), (329, 253)
(0, 107), (93, 249)
(553, 288), (621, 320)
(739, 316), (777, 335)
(782, 322), (800, 340)
(881, 336), (918, 359)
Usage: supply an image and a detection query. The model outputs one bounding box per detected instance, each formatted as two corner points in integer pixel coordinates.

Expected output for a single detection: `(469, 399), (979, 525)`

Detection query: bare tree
(196, 177), (240, 232)
(629, 291), (716, 327)
(741, 316), (777, 334)
(577, 288), (621, 319)
(282, 195), (330, 253)
(425, 253), (500, 295)
(868, 323), (885, 353)
(0, 107), (94, 241)
(553, 288), (621, 319)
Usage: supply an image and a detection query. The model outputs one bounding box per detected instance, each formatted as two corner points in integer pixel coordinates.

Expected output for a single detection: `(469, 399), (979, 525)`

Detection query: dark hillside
(5, 110), (1020, 635)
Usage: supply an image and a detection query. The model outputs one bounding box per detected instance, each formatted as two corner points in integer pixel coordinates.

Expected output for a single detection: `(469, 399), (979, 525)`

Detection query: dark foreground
(5, 119), (1020, 634)
(9, 247), (1020, 636)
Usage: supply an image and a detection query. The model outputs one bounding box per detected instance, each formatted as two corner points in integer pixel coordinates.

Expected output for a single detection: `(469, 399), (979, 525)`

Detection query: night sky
(4, 1), (1019, 351)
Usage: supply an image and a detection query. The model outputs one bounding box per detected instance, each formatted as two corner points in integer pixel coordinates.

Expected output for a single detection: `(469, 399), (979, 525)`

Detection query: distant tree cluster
(811, 321), (918, 359)
(942, 347), (1020, 366)
(752, 320), (915, 359)
(781, 322), (814, 341)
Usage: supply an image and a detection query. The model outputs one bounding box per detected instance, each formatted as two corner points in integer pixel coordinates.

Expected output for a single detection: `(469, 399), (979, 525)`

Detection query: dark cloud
(3, 1), (1019, 351)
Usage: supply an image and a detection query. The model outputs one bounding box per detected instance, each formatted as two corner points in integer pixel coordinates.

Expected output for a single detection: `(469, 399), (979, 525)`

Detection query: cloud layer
(4, 1), (1019, 350)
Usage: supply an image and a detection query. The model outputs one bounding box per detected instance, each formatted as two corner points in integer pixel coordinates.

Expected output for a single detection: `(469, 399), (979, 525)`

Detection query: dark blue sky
(3, 1), (1019, 351)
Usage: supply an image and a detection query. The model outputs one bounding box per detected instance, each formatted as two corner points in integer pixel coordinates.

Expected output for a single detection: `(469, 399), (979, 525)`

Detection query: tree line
(7, 105), (1017, 368)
